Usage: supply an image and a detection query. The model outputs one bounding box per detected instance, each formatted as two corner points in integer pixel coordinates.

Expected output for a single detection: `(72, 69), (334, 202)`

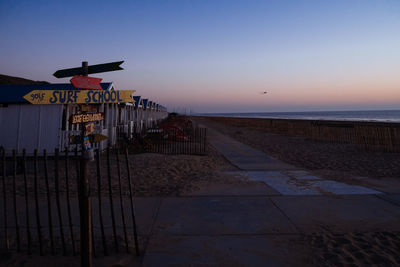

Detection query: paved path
(137, 124), (400, 266)
(207, 127), (382, 196)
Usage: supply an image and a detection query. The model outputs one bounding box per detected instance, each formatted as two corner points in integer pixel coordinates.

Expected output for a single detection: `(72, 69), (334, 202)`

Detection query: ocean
(200, 110), (400, 123)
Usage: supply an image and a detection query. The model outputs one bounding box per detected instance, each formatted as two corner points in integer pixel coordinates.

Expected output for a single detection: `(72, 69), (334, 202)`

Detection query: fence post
(54, 148), (66, 255)
(1, 149), (9, 251)
(95, 150), (108, 256)
(116, 149), (129, 253)
(12, 150), (20, 252)
(22, 149), (32, 254)
(125, 148), (140, 256)
(43, 149), (55, 255)
(33, 149), (43, 255)
(107, 147), (119, 252)
(64, 149), (76, 255)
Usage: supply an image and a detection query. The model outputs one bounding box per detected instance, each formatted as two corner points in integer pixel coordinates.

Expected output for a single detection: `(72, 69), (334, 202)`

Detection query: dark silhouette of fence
(145, 127), (207, 155)
(206, 117), (400, 152)
(0, 147), (139, 257)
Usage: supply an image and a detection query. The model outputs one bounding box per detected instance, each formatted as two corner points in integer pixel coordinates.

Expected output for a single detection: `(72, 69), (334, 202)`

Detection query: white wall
(0, 104), (62, 155)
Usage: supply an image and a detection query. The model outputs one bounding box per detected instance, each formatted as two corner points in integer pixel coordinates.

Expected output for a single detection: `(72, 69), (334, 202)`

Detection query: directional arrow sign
(53, 61), (124, 78)
(70, 113), (104, 124)
(23, 90), (135, 104)
(91, 134), (108, 143)
(69, 134), (108, 144)
(70, 75), (103, 90)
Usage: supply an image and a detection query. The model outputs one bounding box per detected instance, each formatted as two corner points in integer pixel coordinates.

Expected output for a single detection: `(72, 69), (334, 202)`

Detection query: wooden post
(12, 150), (20, 252)
(33, 149), (43, 255)
(95, 150), (108, 255)
(125, 148), (140, 256)
(107, 147), (119, 252)
(75, 146), (80, 193)
(22, 149), (31, 254)
(205, 128), (207, 154)
(79, 60), (93, 267)
(91, 203), (96, 258)
(1, 149), (9, 251)
(54, 148), (66, 255)
(43, 149), (55, 255)
(65, 149), (76, 255)
(116, 148), (129, 253)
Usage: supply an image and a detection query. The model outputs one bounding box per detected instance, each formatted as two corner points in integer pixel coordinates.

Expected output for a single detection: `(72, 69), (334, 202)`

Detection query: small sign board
(69, 135), (82, 145)
(80, 105), (98, 112)
(53, 61), (124, 78)
(69, 134), (108, 144)
(23, 90), (135, 105)
(85, 123), (95, 136)
(70, 112), (104, 124)
(91, 133), (108, 143)
(70, 75), (103, 90)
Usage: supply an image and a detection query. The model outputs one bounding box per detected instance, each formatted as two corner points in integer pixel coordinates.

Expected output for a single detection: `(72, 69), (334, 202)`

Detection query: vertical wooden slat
(174, 128), (177, 155)
(91, 202), (96, 258)
(12, 150), (20, 252)
(74, 146), (80, 195)
(163, 130), (166, 154)
(1, 149), (9, 251)
(107, 147), (119, 252)
(95, 150), (108, 256)
(43, 149), (55, 255)
(22, 149), (32, 254)
(185, 128), (187, 154)
(64, 149), (76, 255)
(54, 148), (66, 255)
(125, 148), (140, 256)
(204, 128), (207, 154)
(116, 149), (129, 253)
(33, 149), (43, 255)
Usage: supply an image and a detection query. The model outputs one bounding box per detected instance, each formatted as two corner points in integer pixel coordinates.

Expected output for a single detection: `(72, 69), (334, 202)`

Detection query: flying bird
(259, 90), (267, 95)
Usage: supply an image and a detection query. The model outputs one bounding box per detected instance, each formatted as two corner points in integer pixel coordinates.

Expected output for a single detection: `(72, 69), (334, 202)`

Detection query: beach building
(142, 99), (150, 130)
(0, 83), (168, 155)
(0, 83), (118, 154)
(132, 96), (144, 134)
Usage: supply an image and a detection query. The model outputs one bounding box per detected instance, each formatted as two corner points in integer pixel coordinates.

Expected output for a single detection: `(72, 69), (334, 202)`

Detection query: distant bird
(259, 90), (267, 95)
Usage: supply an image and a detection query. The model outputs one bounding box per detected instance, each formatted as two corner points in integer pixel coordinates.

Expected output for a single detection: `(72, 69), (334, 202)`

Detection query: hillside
(0, 74), (49, 85)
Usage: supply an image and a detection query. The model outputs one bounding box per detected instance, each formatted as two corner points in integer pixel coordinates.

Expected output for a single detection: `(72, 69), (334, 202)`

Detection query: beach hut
(0, 82), (120, 155)
(142, 99), (150, 130)
(148, 101), (155, 128)
(132, 96), (144, 134)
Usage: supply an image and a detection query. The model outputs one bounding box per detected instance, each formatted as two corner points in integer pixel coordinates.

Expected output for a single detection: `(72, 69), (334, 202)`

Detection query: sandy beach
(1, 117), (400, 266)
(197, 117), (400, 190)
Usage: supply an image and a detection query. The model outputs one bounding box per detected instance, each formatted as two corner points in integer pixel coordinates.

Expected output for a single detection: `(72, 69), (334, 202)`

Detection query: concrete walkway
(135, 125), (400, 266)
(207, 127), (382, 196)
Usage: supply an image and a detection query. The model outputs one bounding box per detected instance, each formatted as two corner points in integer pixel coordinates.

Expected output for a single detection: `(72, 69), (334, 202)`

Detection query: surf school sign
(23, 89), (135, 104)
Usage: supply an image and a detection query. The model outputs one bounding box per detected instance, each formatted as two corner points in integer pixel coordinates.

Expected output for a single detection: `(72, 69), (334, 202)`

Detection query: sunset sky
(1, 0), (399, 113)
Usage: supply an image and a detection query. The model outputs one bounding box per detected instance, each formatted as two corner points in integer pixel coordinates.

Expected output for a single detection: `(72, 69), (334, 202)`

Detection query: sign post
(79, 61), (92, 267)
(53, 61), (125, 267)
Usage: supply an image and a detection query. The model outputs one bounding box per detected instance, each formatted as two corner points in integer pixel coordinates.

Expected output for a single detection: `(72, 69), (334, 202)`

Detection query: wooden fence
(206, 117), (400, 152)
(0, 147), (139, 256)
(145, 128), (207, 155)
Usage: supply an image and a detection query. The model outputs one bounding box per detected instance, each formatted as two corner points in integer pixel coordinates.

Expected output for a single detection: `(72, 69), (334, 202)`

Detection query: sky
(0, 0), (400, 113)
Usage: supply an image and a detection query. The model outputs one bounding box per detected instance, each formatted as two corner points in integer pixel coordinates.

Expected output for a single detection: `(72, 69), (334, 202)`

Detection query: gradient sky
(1, 0), (399, 113)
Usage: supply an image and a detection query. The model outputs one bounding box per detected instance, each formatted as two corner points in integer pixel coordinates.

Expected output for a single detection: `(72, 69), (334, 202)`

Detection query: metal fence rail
(0, 147), (139, 257)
